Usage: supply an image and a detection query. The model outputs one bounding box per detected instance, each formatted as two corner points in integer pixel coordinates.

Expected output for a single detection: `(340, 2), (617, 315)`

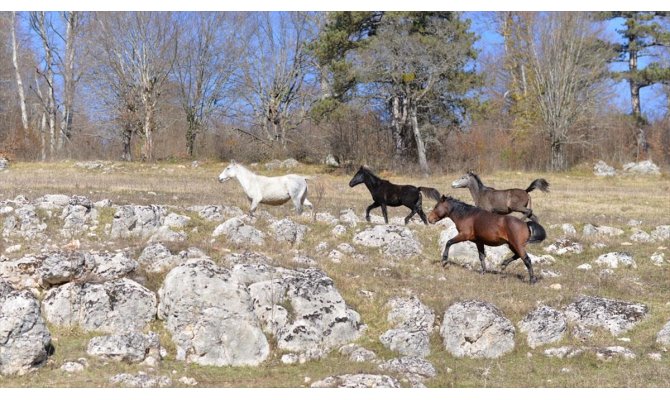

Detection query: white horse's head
(218, 161), (238, 183)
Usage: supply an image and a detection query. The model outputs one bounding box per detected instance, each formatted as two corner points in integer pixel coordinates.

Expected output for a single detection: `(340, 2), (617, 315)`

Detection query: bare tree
(29, 11), (58, 159)
(58, 11), (83, 151)
(523, 12), (611, 170)
(10, 12), (29, 135)
(238, 12), (318, 145)
(94, 12), (178, 161)
(174, 12), (245, 158)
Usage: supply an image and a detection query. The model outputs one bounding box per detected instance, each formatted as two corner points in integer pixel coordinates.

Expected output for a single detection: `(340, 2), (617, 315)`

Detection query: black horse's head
(348, 166), (367, 187)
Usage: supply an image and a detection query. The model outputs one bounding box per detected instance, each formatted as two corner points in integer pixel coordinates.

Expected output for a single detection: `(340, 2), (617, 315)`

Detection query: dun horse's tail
(527, 220), (547, 244)
(525, 178), (550, 193)
(419, 187), (441, 202)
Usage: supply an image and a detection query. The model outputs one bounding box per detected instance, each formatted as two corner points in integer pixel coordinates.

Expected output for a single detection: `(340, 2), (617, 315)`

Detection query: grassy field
(0, 160), (669, 388)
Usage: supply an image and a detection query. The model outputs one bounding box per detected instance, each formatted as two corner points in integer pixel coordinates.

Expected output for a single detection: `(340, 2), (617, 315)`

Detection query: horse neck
(362, 171), (381, 190)
(467, 177), (485, 201)
(232, 166), (257, 195)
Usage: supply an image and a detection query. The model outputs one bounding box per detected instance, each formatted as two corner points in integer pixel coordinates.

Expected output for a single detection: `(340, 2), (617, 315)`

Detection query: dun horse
(451, 171), (549, 222)
(427, 195), (546, 284)
(349, 166), (441, 224)
(218, 161), (312, 215)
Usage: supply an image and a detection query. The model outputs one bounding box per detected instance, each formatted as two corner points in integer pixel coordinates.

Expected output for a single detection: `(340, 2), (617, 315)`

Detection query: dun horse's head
(427, 195), (452, 224)
(348, 166), (367, 187)
(218, 160), (238, 183)
(451, 172), (473, 189)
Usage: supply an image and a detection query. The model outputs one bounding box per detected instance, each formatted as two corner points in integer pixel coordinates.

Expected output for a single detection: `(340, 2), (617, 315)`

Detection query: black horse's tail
(527, 220), (547, 244)
(525, 178), (550, 193)
(419, 187), (441, 202)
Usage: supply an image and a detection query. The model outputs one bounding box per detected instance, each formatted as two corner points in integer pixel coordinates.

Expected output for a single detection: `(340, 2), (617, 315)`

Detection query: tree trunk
(11, 12), (29, 135)
(391, 95), (410, 158)
(186, 111), (198, 158)
(143, 105), (154, 161)
(59, 11), (79, 152)
(121, 128), (132, 161)
(410, 103), (430, 175)
(550, 137), (567, 171)
(628, 48), (649, 159)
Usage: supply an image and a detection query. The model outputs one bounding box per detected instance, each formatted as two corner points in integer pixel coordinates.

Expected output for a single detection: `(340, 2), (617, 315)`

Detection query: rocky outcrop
(212, 217), (265, 245)
(42, 279), (157, 333)
(594, 252), (637, 269)
(87, 331), (162, 363)
(311, 374), (400, 388)
(593, 160), (616, 177)
(110, 372), (171, 388)
(519, 306), (567, 348)
(564, 296), (648, 336)
(622, 160), (661, 175)
(583, 224), (624, 237)
(378, 357), (437, 388)
(0, 285), (53, 375)
(157, 258), (269, 367)
(440, 300), (515, 359)
(543, 239), (583, 255)
(656, 321), (670, 346)
(270, 218), (308, 245)
(2, 205), (47, 240)
(353, 225), (422, 258)
(379, 296), (435, 357)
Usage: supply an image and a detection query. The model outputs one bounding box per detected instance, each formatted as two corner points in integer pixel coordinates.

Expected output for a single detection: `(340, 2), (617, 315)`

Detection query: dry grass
(0, 161), (669, 388)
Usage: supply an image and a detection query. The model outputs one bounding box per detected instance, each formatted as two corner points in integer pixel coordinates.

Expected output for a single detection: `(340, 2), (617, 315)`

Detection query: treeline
(0, 11), (668, 172)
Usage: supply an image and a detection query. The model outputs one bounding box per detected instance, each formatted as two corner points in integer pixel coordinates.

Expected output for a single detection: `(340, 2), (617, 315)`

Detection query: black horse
(349, 166), (441, 224)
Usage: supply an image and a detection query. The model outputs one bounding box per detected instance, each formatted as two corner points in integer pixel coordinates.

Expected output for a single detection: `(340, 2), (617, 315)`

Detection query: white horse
(218, 160), (313, 215)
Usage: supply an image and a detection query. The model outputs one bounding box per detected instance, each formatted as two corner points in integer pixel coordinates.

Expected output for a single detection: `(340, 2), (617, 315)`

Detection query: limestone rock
(110, 372), (171, 388)
(622, 160), (660, 175)
(564, 296), (648, 336)
(519, 305), (567, 348)
(440, 300), (515, 359)
(656, 320), (670, 346)
(593, 160), (616, 177)
(543, 238), (583, 255)
(379, 296), (435, 357)
(594, 252), (637, 269)
(212, 217), (265, 245)
(87, 331), (161, 363)
(111, 205), (167, 239)
(270, 218), (308, 245)
(310, 374), (400, 388)
(0, 287), (53, 375)
(42, 278), (157, 333)
(354, 224), (422, 258)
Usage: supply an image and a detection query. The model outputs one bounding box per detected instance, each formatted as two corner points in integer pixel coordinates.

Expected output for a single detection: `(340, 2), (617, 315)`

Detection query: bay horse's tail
(527, 220), (547, 243)
(525, 178), (550, 193)
(419, 187), (441, 202)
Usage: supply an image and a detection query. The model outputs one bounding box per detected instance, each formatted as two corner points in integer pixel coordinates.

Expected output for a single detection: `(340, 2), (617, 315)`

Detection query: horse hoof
(529, 277), (538, 284)
(441, 260), (449, 268)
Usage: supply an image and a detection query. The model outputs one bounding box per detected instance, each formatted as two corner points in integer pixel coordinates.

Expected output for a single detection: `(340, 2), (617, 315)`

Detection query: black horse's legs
(381, 204), (389, 224)
(476, 242), (487, 274)
(404, 209), (416, 224)
(522, 254), (537, 284)
(365, 202), (380, 222)
(417, 208), (429, 225)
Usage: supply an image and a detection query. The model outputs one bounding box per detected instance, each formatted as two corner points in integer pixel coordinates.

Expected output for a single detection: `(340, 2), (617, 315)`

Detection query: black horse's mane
(360, 166), (383, 186)
(443, 195), (479, 218)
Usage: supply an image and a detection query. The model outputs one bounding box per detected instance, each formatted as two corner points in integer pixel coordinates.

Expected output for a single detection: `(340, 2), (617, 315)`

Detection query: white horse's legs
(292, 186), (311, 215)
(249, 198), (261, 215)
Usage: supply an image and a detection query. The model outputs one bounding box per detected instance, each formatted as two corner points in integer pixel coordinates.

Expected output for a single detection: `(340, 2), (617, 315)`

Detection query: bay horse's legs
(381, 204), (389, 224)
(500, 254), (520, 270)
(522, 254), (537, 284)
(476, 242), (487, 274)
(365, 202), (380, 222)
(441, 233), (468, 268)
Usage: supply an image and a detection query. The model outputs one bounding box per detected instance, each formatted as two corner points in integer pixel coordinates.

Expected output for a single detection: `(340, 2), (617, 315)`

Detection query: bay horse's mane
(444, 195), (479, 219)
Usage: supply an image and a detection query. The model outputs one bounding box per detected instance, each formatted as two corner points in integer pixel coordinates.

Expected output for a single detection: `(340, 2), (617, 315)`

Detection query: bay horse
(218, 160), (312, 215)
(348, 166), (441, 225)
(427, 195), (546, 284)
(451, 171), (549, 222)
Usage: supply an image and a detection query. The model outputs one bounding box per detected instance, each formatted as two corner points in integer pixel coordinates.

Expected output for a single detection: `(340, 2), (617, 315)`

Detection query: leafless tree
(237, 12), (318, 145)
(94, 12), (179, 161)
(10, 12), (29, 135)
(523, 12), (611, 170)
(174, 12), (246, 158)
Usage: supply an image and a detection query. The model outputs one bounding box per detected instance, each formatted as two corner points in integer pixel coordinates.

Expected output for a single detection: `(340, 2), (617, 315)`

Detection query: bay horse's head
(451, 171), (476, 189)
(348, 166), (368, 187)
(427, 195), (453, 224)
(218, 160), (238, 183)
